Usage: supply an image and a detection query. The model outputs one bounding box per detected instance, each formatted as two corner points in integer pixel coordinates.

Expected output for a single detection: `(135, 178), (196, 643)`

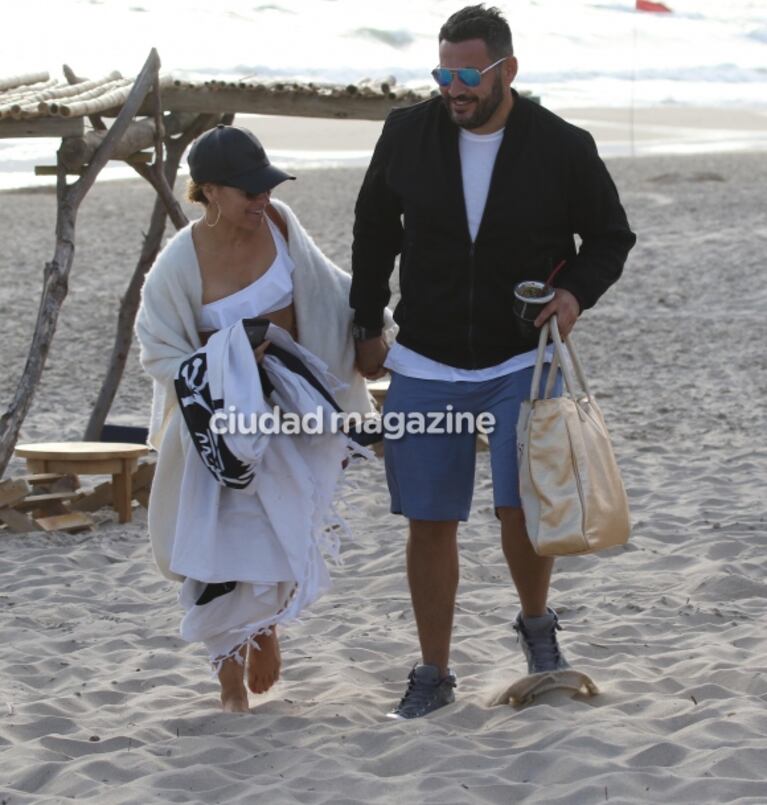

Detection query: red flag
(636, 0), (672, 11)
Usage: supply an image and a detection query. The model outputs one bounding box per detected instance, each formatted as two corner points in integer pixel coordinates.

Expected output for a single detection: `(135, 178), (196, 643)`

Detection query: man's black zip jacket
(350, 90), (637, 369)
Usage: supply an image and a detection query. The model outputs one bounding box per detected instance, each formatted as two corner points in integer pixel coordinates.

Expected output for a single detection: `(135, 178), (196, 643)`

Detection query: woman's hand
(254, 340), (271, 364)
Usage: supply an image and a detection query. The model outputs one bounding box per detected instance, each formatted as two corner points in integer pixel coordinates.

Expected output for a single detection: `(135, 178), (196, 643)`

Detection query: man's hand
(534, 288), (581, 339)
(354, 336), (389, 380)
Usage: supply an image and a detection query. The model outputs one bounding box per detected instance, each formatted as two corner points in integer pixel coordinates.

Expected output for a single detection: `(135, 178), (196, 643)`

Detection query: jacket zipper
(467, 241), (477, 367)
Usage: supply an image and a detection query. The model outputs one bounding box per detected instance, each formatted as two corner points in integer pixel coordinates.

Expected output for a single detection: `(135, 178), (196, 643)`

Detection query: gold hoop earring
(205, 201), (221, 228)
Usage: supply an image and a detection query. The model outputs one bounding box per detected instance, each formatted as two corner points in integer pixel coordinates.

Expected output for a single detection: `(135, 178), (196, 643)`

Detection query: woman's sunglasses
(431, 56), (508, 88)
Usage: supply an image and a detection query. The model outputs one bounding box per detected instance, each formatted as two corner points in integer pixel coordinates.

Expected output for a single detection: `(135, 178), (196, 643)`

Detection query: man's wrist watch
(352, 324), (383, 341)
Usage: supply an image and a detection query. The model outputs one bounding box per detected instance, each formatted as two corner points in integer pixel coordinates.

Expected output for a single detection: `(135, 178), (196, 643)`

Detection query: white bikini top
(198, 216), (295, 332)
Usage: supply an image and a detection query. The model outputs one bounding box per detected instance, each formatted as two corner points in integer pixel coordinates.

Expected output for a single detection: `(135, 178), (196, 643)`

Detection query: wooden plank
(0, 478), (31, 508)
(35, 165), (83, 176)
(0, 508), (40, 533)
(15, 491), (79, 511)
(21, 473), (67, 485)
(48, 474), (80, 492)
(21, 473), (79, 491)
(16, 491), (78, 504)
(0, 116), (84, 138)
(37, 159), (148, 175)
(69, 479), (114, 512)
(32, 501), (71, 517)
(131, 460), (156, 493)
(134, 488), (150, 509)
(125, 151), (152, 164)
(36, 512), (94, 533)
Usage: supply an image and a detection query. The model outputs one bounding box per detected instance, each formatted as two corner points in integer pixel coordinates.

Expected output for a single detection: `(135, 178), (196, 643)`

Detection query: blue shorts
(383, 366), (562, 521)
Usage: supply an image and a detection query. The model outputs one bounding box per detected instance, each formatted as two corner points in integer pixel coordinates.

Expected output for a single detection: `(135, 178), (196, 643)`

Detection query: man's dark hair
(439, 5), (513, 59)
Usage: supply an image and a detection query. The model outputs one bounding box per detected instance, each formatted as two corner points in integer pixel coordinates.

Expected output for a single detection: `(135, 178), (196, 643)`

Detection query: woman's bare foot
(247, 628), (281, 694)
(218, 649), (249, 712)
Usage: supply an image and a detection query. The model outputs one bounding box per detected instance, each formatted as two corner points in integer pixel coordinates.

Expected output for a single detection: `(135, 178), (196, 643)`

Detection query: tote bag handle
(529, 317), (593, 403)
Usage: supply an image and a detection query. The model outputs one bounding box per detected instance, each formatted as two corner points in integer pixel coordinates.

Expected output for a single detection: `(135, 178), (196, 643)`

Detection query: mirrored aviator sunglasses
(431, 56), (507, 88)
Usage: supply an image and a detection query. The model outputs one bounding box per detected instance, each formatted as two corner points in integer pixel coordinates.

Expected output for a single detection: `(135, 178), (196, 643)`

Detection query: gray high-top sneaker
(387, 663), (457, 720)
(513, 607), (571, 675)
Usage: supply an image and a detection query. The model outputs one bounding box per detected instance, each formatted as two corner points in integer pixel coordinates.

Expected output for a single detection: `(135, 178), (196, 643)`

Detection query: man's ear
(506, 56), (519, 85)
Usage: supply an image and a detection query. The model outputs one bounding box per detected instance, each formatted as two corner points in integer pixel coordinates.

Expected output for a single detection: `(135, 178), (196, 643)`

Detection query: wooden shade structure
(0, 55), (435, 476)
(0, 57), (539, 479)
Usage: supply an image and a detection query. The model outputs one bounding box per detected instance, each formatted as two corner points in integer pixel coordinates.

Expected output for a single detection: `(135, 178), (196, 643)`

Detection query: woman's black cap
(187, 124), (295, 195)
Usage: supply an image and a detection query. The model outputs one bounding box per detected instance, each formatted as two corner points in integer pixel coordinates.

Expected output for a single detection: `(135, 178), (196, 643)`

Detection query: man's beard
(442, 72), (504, 130)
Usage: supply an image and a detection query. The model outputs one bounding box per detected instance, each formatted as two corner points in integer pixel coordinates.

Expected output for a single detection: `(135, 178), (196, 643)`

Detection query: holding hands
(354, 336), (389, 380)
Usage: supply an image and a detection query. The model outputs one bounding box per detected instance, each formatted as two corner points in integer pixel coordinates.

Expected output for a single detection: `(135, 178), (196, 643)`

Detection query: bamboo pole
(0, 49), (162, 477)
(46, 78), (133, 115)
(0, 78), (58, 104)
(0, 72), (49, 92)
(57, 87), (135, 119)
(45, 79), (132, 117)
(5, 75), (127, 118)
(43, 76), (128, 115)
(0, 82), (62, 118)
(63, 64), (107, 132)
(34, 72), (123, 104)
(55, 83), (144, 118)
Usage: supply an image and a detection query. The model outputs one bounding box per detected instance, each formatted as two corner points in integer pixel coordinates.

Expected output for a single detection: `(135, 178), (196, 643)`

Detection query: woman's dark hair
(438, 4), (513, 59)
(186, 179), (209, 205)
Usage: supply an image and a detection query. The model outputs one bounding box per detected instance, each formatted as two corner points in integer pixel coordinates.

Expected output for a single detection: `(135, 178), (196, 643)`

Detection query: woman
(136, 124), (384, 712)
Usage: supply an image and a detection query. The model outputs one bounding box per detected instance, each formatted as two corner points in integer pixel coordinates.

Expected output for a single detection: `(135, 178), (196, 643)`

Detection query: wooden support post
(111, 458), (136, 524)
(0, 49), (162, 477)
(58, 112), (198, 173)
(82, 109), (223, 441)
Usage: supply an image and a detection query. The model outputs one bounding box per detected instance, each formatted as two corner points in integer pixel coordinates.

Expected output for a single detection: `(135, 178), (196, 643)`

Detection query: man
(350, 4), (636, 719)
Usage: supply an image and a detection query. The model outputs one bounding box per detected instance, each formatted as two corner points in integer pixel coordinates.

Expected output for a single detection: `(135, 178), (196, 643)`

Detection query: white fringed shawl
(136, 199), (390, 581)
(173, 321), (352, 668)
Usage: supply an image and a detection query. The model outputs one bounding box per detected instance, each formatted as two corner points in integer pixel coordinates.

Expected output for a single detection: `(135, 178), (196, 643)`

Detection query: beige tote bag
(517, 317), (630, 556)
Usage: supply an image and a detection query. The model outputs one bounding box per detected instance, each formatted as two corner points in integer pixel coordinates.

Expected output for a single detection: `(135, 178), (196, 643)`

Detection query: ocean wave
(251, 4), (296, 13)
(352, 28), (415, 49)
(523, 63), (767, 85)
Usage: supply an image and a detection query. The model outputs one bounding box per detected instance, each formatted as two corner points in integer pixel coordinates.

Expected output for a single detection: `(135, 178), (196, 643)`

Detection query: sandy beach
(1, 127), (766, 803)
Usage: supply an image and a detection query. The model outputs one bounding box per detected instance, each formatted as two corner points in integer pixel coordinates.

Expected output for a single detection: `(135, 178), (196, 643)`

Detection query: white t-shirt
(385, 126), (546, 381)
(459, 126), (504, 241)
